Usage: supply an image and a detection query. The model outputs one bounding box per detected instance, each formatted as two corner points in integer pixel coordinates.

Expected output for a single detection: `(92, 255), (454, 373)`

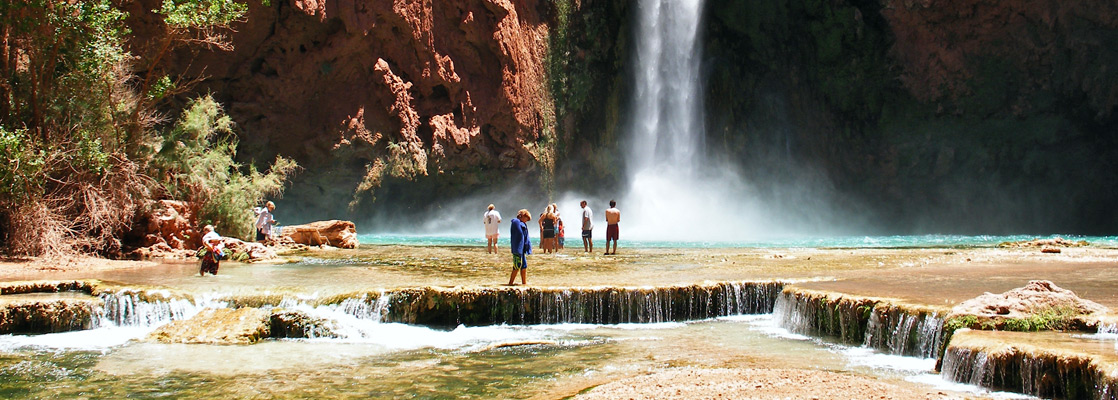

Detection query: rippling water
(0, 315), (1015, 399)
(358, 233), (1118, 249)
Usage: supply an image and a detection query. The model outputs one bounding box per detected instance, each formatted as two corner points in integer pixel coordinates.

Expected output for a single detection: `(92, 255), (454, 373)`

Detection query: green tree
(153, 96), (297, 239)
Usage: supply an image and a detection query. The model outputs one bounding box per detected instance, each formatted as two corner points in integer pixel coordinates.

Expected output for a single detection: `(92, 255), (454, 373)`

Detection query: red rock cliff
(129, 0), (554, 217)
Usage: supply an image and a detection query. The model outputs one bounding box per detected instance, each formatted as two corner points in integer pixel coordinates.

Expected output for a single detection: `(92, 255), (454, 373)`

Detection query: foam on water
(0, 326), (157, 352)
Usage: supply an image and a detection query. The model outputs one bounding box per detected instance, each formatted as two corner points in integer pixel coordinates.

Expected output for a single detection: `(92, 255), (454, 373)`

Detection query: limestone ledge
(942, 330), (1118, 398)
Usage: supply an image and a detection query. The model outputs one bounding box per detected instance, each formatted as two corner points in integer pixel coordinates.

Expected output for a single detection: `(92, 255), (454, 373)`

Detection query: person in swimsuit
(540, 205), (557, 253)
(553, 203), (564, 251)
(605, 200), (621, 255)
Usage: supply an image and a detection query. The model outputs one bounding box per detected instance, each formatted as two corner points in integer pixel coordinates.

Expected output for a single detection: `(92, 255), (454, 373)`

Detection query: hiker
(605, 200), (621, 255)
(553, 203), (565, 251)
(581, 200), (593, 253)
(539, 205), (557, 254)
(255, 201), (277, 243)
(200, 225), (224, 276)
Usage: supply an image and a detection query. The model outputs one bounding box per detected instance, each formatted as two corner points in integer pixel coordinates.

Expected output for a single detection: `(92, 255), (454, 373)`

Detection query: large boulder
(950, 280), (1108, 320)
(133, 200), (199, 250)
(147, 308), (272, 345)
(280, 220), (359, 249)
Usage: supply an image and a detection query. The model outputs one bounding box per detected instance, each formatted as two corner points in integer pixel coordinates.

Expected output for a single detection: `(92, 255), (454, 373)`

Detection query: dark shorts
(582, 229), (592, 239)
(606, 224), (619, 241)
(543, 228), (555, 239)
(512, 253), (528, 270)
(255, 229), (266, 241)
(200, 253), (220, 275)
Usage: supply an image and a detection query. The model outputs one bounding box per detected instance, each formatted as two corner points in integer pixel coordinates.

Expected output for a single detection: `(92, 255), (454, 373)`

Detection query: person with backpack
(199, 225), (224, 276)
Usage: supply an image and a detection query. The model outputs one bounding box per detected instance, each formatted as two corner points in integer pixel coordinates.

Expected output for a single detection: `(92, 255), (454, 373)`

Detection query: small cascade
(862, 304), (946, 358)
(96, 290), (212, 328)
(941, 339), (1117, 399)
(379, 281), (784, 326)
(1098, 323), (1118, 335)
(773, 289), (876, 344)
(774, 288), (948, 357)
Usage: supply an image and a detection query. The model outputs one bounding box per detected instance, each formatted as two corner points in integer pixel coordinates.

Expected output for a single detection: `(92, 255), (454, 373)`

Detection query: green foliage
(154, 96), (298, 239)
(945, 315), (978, 332)
(157, 0), (248, 29)
(0, 128), (46, 202)
(1004, 306), (1081, 332)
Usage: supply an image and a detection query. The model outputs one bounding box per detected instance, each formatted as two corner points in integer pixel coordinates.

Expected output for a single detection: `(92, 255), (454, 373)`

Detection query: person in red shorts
(604, 200), (620, 255)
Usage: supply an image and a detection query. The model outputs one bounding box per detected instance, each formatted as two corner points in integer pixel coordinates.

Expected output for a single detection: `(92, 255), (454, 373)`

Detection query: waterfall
(620, 0), (782, 241)
(95, 290), (211, 328)
(773, 290), (948, 358)
(627, 0), (705, 171)
(941, 342), (1116, 399)
(382, 281), (783, 326)
(862, 305), (946, 359)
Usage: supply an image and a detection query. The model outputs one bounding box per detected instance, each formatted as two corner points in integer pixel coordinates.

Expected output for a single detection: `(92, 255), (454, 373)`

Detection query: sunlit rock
(0, 295), (101, 334)
(222, 239), (277, 261)
(950, 280), (1107, 321)
(280, 220), (359, 249)
(270, 310), (338, 339)
(147, 308), (271, 345)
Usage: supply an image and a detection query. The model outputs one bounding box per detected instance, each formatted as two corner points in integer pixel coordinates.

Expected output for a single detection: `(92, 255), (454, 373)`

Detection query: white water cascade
(619, 0), (772, 242)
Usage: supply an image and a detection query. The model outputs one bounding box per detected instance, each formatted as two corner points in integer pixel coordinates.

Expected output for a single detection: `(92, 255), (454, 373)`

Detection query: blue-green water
(357, 233), (1118, 249)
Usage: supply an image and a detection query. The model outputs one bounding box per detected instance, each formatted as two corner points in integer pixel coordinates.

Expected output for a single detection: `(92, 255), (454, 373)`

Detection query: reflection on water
(0, 316), (1006, 399)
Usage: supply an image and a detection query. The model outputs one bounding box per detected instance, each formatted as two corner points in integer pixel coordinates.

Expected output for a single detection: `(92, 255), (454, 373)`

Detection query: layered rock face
(129, 0), (554, 221)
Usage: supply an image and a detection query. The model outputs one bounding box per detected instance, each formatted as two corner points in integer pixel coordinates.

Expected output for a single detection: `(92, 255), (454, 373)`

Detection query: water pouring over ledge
(617, 0), (847, 242)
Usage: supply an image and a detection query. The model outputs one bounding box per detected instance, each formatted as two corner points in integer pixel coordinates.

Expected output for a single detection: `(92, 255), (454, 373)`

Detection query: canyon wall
(128, 0), (563, 222)
(131, 0), (1118, 233)
(703, 0), (1118, 233)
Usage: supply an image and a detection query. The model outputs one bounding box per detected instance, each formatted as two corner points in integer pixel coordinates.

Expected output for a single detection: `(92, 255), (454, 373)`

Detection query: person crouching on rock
(508, 209), (532, 286)
(200, 225), (224, 276)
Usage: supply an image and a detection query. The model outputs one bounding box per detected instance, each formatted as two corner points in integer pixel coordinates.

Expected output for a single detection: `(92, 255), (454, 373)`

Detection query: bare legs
(507, 268), (526, 285)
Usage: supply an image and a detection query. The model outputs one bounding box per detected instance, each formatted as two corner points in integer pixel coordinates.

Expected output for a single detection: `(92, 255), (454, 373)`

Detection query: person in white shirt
(581, 200), (593, 253)
(255, 201), (276, 243)
(483, 204), (502, 254)
(200, 225), (224, 276)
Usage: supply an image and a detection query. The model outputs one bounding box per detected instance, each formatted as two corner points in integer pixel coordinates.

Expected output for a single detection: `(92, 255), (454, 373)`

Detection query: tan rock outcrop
(280, 220), (358, 249)
(138, 200), (199, 250)
(147, 308), (272, 345)
(950, 280), (1108, 320)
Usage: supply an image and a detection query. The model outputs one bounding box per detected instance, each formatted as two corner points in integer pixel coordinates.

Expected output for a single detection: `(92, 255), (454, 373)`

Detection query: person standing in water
(604, 200), (621, 255)
(483, 204), (502, 254)
(509, 209), (532, 285)
(553, 203), (565, 252)
(580, 200), (593, 253)
(255, 201), (276, 243)
(539, 205), (557, 253)
(200, 225), (224, 276)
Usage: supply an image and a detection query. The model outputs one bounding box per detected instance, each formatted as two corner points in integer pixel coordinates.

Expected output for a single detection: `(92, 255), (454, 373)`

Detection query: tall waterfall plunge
(621, 0), (764, 241)
(618, 0), (841, 241)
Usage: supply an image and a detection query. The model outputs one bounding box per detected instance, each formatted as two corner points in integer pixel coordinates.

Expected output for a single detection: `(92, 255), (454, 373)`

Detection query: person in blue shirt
(508, 209), (532, 285)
